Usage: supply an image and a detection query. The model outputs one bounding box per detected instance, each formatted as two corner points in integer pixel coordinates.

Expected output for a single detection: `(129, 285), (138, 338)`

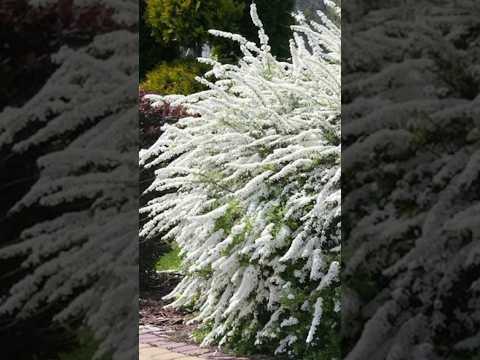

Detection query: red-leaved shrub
(139, 89), (192, 147)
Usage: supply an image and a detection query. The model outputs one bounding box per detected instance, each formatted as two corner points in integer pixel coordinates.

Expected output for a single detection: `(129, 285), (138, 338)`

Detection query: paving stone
(199, 352), (230, 358)
(139, 328), (252, 360)
(139, 346), (169, 359)
(164, 342), (190, 351)
(141, 334), (162, 341)
(140, 325), (161, 334)
(181, 347), (212, 356)
(149, 338), (172, 346)
(173, 344), (200, 353)
(150, 351), (195, 360)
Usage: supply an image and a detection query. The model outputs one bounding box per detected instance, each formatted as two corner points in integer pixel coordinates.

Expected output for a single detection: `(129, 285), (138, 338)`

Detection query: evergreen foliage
(140, 60), (209, 95)
(141, 3), (341, 357)
(144, 0), (295, 62)
(140, 0), (179, 78)
(146, 0), (244, 52)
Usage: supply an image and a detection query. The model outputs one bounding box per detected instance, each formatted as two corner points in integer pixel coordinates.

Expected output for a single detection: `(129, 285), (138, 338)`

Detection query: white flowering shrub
(0, 1), (138, 359)
(343, 1), (480, 359)
(141, 2), (340, 358)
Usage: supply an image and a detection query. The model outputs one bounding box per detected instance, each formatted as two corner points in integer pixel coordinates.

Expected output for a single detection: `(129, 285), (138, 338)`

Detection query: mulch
(139, 295), (199, 344)
(140, 272), (200, 344)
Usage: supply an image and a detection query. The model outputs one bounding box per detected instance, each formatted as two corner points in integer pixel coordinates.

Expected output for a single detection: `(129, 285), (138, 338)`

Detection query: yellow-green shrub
(140, 60), (209, 95)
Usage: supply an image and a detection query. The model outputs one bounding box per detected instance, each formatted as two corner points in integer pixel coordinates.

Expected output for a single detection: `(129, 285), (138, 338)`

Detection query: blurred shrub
(139, 89), (190, 147)
(140, 60), (209, 95)
(146, 0), (244, 51)
(144, 0), (294, 63)
(140, 0), (179, 79)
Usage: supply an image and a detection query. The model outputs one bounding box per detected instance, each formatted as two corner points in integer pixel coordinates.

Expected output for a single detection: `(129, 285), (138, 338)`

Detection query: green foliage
(140, 60), (209, 95)
(144, 0), (294, 63)
(213, 199), (248, 256)
(140, 0), (180, 79)
(213, 199), (242, 233)
(213, 0), (295, 62)
(156, 245), (182, 271)
(221, 317), (273, 356)
(146, 0), (244, 49)
(277, 276), (341, 359)
(192, 323), (213, 343)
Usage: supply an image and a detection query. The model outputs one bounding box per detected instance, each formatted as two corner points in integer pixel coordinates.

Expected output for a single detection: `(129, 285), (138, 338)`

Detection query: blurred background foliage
(146, 0), (245, 54)
(140, 0), (295, 92)
(141, 59), (209, 95)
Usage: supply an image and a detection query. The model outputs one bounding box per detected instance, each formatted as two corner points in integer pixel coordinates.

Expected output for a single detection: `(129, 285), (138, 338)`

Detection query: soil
(139, 292), (199, 344)
(139, 271), (199, 344)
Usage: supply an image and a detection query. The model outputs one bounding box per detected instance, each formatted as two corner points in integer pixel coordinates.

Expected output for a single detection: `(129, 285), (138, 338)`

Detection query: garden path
(139, 325), (250, 360)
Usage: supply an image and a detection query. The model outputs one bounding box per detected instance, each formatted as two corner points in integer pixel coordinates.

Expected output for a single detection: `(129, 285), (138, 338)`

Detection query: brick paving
(139, 325), (250, 360)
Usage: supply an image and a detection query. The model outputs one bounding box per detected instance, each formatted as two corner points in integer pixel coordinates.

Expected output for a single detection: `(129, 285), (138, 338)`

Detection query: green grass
(156, 245), (182, 271)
